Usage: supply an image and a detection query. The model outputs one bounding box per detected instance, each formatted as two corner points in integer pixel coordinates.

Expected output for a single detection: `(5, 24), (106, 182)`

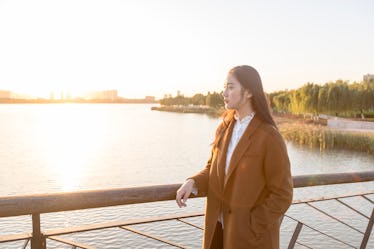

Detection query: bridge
(0, 171), (373, 249)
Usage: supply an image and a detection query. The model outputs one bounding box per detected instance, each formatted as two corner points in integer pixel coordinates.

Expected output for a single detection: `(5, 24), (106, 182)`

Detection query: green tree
(362, 81), (374, 112)
(272, 91), (291, 113)
(298, 83), (320, 114)
(326, 81), (350, 115)
(289, 90), (303, 114)
(191, 93), (206, 106)
(206, 91), (224, 108)
(317, 84), (329, 114)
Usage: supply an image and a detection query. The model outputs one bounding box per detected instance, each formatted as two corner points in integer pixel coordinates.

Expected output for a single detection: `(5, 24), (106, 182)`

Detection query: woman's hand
(176, 179), (195, 208)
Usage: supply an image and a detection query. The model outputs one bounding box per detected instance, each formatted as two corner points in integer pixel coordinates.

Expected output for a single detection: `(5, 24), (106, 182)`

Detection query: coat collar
(218, 115), (263, 188)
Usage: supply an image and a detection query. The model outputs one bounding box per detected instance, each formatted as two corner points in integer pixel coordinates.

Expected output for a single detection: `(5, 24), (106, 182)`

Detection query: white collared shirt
(225, 112), (255, 175)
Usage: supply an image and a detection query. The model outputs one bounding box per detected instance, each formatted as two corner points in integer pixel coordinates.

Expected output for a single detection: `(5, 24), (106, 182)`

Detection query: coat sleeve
(250, 129), (293, 233)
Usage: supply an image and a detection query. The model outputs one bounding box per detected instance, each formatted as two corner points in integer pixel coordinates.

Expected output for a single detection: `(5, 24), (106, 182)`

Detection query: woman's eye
(223, 84), (233, 90)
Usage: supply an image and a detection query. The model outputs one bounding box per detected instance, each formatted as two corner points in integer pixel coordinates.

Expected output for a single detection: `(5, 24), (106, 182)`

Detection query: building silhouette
(363, 74), (374, 83)
(85, 90), (118, 100)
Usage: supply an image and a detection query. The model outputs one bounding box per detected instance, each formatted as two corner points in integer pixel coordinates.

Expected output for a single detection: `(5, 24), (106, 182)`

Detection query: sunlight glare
(37, 105), (106, 192)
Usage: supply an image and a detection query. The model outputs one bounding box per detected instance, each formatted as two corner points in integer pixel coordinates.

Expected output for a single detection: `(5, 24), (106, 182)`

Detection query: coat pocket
(248, 210), (263, 244)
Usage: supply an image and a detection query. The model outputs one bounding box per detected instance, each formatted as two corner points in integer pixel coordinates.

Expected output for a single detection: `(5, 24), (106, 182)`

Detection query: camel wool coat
(191, 114), (293, 249)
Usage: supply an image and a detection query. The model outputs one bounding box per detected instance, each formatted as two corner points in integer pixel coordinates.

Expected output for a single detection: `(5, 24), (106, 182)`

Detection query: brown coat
(191, 115), (293, 249)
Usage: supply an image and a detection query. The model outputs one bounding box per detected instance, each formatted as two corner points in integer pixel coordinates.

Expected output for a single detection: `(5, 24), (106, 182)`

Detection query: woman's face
(222, 73), (251, 111)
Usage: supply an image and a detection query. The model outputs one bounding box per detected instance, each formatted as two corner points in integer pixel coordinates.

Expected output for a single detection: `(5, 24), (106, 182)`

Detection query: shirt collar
(234, 112), (255, 124)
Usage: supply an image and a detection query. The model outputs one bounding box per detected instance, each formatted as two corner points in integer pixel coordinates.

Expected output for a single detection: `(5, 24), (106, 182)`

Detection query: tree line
(159, 92), (224, 109)
(160, 80), (374, 117)
(269, 80), (374, 116)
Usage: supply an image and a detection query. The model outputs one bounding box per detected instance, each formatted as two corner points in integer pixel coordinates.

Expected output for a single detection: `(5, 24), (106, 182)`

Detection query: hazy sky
(0, 0), (373, 99)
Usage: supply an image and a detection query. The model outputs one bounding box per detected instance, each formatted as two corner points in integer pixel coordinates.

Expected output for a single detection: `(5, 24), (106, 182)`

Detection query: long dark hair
(212, 65), (276, 148)
(229, 65), (277, 128)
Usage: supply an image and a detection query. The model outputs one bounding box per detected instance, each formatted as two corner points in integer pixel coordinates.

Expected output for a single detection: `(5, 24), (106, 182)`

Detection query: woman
(176, 65), (293, 249)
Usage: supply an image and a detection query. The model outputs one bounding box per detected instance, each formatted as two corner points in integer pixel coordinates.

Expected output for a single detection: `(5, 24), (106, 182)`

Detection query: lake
(0, 104), (373, 248)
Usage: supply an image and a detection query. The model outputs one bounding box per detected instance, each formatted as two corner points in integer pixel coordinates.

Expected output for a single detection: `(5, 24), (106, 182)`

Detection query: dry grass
(276, 117), (374, 154)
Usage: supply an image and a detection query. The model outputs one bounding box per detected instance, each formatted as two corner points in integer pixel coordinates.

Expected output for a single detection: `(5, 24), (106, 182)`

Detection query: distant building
(145, 96), (155, 102)
(86, 90), (118, 100)
(0, 90), (32, 99)
(363, 74), (374, 83)
(0, 90), (12, 99)
(12, 92), (31, 99)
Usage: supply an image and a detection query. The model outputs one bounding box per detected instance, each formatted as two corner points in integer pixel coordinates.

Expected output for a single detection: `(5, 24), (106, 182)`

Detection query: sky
(0, 0), (373, 99)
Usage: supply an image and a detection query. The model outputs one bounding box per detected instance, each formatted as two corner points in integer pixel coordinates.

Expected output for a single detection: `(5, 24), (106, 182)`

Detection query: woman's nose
(222, 89), (227, 97)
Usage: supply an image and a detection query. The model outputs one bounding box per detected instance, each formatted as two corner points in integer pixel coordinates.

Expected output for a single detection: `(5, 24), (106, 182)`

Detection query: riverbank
(276, 115), (374, 154)
(151, 105), (374, 154)
(151, 105), (222, 116)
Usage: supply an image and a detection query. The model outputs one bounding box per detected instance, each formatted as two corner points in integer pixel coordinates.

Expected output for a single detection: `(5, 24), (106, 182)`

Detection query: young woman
(176, 65), (293, 249)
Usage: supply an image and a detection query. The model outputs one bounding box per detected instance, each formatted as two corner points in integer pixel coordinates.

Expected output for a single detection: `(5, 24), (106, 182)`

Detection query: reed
(278, 122), (374, 154)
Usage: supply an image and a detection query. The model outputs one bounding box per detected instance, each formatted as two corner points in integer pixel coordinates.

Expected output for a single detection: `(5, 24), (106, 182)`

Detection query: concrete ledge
(328, 118), (374, 130)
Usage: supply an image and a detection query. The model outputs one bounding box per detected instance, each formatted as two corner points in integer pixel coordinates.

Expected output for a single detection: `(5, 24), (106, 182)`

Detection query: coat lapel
(224, 116), (262, 187)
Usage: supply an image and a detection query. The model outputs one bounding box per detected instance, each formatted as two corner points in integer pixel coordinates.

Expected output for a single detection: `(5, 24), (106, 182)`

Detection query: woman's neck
(235, 104), (255, 121)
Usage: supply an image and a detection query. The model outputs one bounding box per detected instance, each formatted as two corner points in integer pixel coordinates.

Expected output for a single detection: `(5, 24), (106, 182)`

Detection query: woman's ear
(246, 91), (253, 99)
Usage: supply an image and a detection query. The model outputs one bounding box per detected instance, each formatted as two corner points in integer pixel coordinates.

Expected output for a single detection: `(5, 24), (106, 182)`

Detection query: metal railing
(0, 171), (373, 249)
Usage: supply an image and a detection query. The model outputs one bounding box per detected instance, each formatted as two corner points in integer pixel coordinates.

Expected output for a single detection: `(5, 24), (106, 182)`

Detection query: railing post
(287, 222), (303, 249)
(360, 208), (374, 249)
(31, 213), (46, 249)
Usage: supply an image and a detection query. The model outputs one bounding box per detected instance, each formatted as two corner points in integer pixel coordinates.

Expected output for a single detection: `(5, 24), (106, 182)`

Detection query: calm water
(0, 104), (373, 248)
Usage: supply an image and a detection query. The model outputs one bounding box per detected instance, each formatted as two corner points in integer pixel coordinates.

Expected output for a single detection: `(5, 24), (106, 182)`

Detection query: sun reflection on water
(36, 104), (106, 192)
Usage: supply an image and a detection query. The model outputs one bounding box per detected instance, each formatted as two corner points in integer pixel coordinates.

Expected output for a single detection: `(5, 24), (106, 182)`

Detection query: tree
(206, 92), (224, 108)
(326, 80), (351, 115)
(289, 90), (303, 114)
(191, 93), (205, 106)
(297, 83), (319, 114)
(317, 84), (329, 114)
(272, 91), (291, 113)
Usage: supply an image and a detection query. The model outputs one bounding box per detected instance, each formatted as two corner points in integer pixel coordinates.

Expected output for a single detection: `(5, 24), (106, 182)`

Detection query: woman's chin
(225, 104), (233, 110)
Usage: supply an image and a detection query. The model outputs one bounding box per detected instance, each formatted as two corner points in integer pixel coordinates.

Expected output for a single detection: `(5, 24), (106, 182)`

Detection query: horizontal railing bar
(0, 184), (181, 218)
(121, 226), (187, 249)
(44, 212), (204, 237)
(292, 171), (374, 188)
(0, 171), (372, 218)
(0, 233), (31, 243)
(49, 236), (97, 249)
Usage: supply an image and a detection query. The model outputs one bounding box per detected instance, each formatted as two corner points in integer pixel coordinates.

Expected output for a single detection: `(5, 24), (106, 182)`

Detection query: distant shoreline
(0, 98), (158, 104)
(151, 105), (222, 116)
